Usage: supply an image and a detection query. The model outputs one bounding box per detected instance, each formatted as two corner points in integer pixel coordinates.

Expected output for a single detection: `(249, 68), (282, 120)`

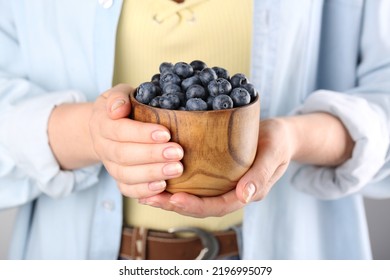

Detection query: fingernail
(152, 130), (171, 142)
(243, 182), (256, 203)
(111, 99), (125, 112)
(148, 180), (166, 191)
(163, 163), (183, 176)
(170, 200), (184, 209)
(163, 147), (184, 160)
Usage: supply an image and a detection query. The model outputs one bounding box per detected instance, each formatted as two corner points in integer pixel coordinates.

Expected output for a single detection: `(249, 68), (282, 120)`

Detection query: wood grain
(130, 92), (260, 196)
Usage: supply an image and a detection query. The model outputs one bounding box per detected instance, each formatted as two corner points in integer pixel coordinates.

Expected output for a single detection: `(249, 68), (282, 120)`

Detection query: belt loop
(130, 227), (149, 260)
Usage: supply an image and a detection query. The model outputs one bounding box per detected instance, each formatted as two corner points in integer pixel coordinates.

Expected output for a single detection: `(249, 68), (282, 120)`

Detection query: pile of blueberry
(135, 60), (258, 111)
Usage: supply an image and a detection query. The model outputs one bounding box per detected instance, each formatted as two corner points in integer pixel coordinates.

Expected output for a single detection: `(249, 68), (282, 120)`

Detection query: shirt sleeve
(290, 90), (390, 199)
(0, 80), (102, 208)
(0, 2), (102, 209)
(289, 1), (390, 200)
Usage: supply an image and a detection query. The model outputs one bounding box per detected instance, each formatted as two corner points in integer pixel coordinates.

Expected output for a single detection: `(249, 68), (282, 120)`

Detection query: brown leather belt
(119, 226), (239, 260)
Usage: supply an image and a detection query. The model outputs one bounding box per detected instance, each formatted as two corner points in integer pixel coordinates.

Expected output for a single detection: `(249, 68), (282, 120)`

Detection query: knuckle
(111, 120), (124, 140)
(118, 183), (143, 199)
(114, 144), (129, 165)
(146, 164), (164, 181)
(108, 164), (127, 184)
(117, 182), (128, 195)
(103, 162), (118, 181)
(257, 167), (272, 185)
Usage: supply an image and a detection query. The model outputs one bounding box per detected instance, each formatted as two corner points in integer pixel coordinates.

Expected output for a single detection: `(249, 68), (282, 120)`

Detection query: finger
(102, 140), (184, 165)
(100, 117), (172, 144)
(105, 161), (184, 186)
(236, 147), (290, 204)
(139, 190), (244, 218)
(138, 192), (173, 209)
(169, 191), (244, 218)
(118, 180), (167, 199)
(105, 83), (133, 120)
(96, 85), (172, 144)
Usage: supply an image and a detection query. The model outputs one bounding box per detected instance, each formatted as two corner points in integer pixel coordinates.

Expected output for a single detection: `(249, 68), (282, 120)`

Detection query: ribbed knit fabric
(113, 0), (252, 86)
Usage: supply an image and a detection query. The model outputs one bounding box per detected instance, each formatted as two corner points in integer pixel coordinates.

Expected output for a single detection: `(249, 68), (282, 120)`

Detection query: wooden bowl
(130, 92), (260, 196)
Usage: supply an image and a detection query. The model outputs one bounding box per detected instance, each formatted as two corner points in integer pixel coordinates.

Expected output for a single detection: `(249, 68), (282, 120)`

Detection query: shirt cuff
(289, 90), (389, 199)
(0, 90), (102, 198)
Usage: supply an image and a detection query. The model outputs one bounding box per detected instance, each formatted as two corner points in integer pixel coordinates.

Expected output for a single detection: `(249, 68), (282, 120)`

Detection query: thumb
(106, 83), (134, 120)
(235, 153), (289, 204)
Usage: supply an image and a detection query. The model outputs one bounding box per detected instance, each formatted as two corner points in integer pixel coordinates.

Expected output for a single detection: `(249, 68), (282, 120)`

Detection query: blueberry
(186, 84), (207, 100)
(206, 96), (215, 110)
(151, 80), (161, 91)
(230, 73), (248, 88)
(154, 85), (162, 96)
(159, 93), (181, 109)
(212, 94), (233, 110)
(230, 87), (251, 107)
(199, 67), (218, 86)
(159, 62), (174, 74)
(186, 98), (208, 111)
(190, 60), (207, 71)
(174, 62), (194, 79)
(162, 83), (181, 95)
(139, 63), (258, 111)
(207, 78), (232, 97)
(151, 73), (160, 83)
(212, 66), (229, 80)
(241, 83), (258, 101)
(135, 82), (158, 104)
(181, 75), (202, 92)
(170, 91), (186, 106)
(148, 81), (162, 96)
(149, 96), (161, 108)
(159, 72), (181, 88)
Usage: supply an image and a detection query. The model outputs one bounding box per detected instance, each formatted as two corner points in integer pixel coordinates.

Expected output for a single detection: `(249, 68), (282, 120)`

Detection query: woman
(0, 0), (389, 259)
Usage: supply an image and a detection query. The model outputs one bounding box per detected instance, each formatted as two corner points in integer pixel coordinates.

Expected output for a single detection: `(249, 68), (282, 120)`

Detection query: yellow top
(113, 0), (253, 231)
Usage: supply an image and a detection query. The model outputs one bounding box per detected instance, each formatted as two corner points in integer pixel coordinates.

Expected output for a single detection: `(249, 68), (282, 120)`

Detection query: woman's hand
(89, 84), (185, 198)
(137, 114), (354, 218)
(48, 84), (184, 199)
(137, 118), (295, 218)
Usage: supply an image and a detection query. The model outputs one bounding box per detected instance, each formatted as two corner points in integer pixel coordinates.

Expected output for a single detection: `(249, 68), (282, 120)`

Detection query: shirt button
(101, 200), (115, 211)
(98, 0), (113, 9)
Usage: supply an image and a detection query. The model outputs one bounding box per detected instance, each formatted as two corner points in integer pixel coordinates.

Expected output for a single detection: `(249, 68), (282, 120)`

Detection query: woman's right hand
(89, 84), (184, 199)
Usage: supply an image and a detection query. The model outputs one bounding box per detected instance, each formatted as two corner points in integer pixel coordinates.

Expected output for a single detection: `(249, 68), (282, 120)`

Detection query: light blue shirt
(0, 0), (390, 259)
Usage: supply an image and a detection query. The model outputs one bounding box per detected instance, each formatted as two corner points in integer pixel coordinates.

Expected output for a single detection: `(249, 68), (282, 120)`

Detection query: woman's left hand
(138, 118), (294, 218)
(137, 112), (354, 218)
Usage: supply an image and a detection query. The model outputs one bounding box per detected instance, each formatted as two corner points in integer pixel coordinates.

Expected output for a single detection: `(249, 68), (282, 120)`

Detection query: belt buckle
(168, 227), (220, 260)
